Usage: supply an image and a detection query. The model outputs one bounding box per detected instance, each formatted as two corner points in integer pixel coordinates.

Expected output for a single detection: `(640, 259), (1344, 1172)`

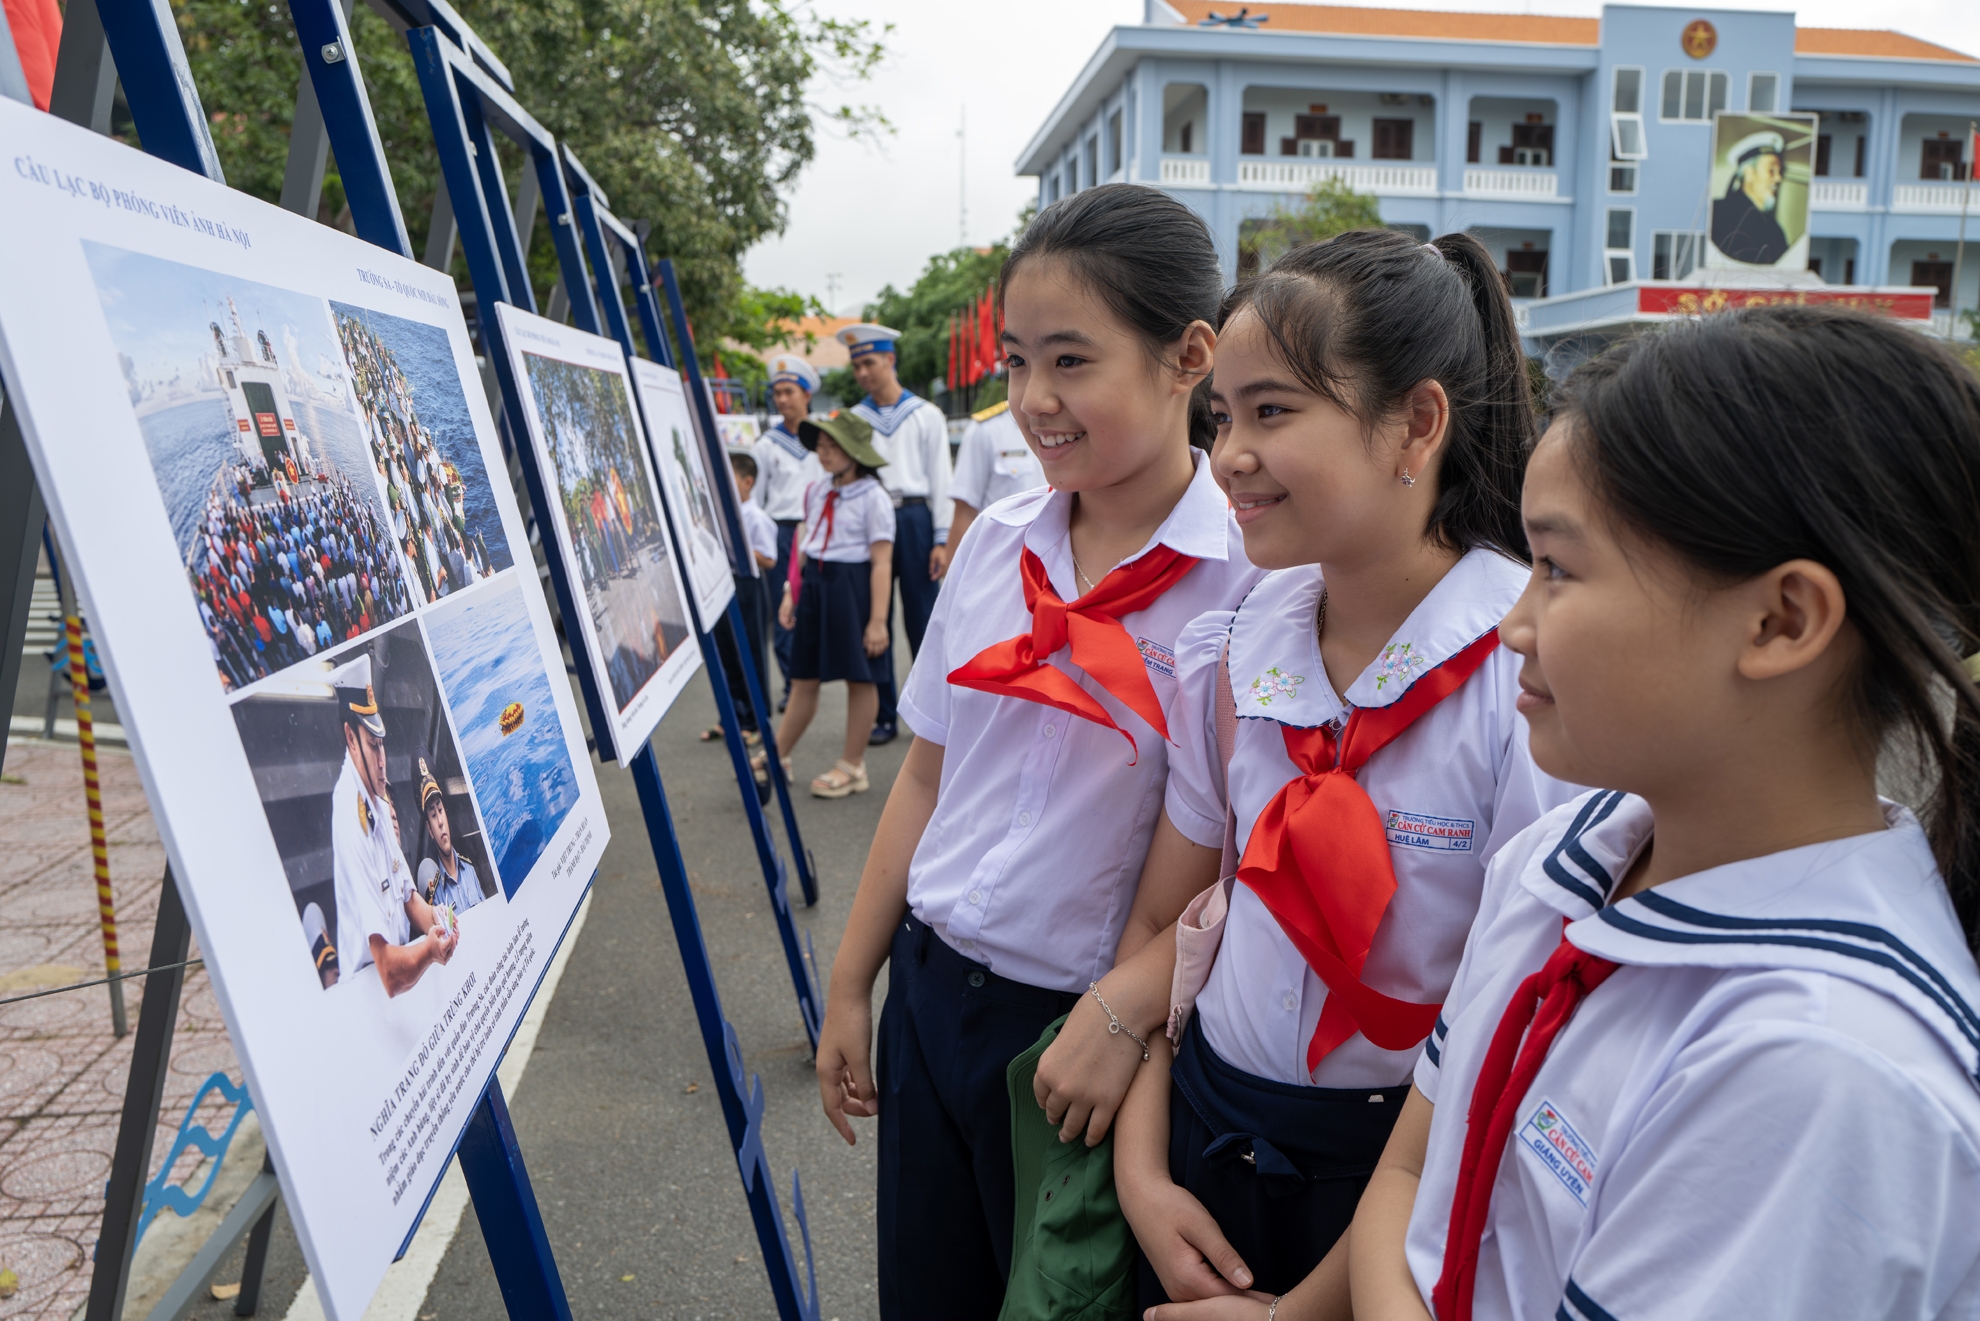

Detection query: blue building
(1018, 1), (1979, 339)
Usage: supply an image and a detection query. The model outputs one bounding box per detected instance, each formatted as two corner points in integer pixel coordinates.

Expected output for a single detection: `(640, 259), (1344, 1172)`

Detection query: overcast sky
(743, 0), (1980, 316)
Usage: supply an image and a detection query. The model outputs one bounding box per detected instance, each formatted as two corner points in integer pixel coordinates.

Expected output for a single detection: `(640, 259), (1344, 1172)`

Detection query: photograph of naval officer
(329, 654), (461, 996)
(415, 756), (492, 914)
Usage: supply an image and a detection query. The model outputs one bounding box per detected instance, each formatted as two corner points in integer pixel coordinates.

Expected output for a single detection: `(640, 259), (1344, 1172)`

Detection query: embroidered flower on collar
(1374, 642), (1429, 690)
(1249, 667), (1305, 706)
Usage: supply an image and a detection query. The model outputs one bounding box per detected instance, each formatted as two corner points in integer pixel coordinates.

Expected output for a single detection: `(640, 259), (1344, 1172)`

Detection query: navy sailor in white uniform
(840, 322), (954, 745)
(755, 352), (826, 707)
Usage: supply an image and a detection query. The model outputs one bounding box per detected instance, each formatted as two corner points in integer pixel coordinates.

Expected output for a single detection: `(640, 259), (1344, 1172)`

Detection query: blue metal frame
(561, 149), (820, 911)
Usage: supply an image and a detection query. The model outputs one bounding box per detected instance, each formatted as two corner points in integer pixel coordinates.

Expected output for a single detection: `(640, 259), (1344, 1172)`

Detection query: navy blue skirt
(791, 559), (883, 684)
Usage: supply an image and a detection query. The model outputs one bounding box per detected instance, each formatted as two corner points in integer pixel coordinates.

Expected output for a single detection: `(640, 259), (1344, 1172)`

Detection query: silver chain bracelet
(1087, 982), (1151, 1061)
(1267, 1296), (1283, 1319)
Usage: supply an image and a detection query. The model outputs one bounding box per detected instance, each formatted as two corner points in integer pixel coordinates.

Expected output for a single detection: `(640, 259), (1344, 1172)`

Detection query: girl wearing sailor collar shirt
(812, 185), (1263, 1318)
(1028, 230), (1577, 1315)
(1350, 307), (1980, 1321)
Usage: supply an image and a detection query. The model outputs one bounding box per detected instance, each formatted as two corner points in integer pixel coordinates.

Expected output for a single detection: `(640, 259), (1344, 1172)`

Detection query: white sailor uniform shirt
(952, 407), (1045, 511)
(852, 391), (953, 544)
(752, 422), (823, 522)
(739, 500), (779, 564)
(1166, 549), (1581, 1086)
(799, 476), (895, 563)
(1406, 792), (1980, 1321)
(330, 753), (415, 976)
(898, 449), (1264, 992)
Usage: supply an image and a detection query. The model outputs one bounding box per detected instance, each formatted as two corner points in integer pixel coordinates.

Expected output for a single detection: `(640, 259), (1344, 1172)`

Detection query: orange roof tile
(1164, 2), (1975, 61)
(1793, 28), (1974, 62)
(1166, 1), (1596, 44)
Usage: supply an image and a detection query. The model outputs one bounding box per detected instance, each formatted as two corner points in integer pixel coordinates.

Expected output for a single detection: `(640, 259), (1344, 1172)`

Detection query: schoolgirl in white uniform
(1351, 306), (1980, 1321)
(1029, 231), (1578, 1313)
(812, 185), (1263, 1319)
(772, 413), (894, 798)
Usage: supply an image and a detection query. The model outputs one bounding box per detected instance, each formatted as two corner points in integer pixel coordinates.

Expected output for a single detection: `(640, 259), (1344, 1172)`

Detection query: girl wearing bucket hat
(771, 411), (895, 798)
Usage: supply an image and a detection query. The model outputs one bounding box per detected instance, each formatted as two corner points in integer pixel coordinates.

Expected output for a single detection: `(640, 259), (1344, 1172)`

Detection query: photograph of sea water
(82, 242), (416, 693)
(330, 301), (513, 606)
(421, 576), (580, 897)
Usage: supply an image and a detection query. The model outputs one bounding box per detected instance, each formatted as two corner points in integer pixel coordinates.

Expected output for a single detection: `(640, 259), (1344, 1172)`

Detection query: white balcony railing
(1237, 160), (1438, 195)
(1463, 168), (1559, 199)
(1160, 156), (1210, 185)
(1810, 180), (1868, 210)
(1893, 183), (1978, 213)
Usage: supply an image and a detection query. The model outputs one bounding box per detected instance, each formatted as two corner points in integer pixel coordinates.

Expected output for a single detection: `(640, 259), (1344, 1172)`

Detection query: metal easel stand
(556, 149), (822, 1044)
(38, 0), (566, 1313)
(650, 256), (821, 906)
(393, 19), (823, 1314)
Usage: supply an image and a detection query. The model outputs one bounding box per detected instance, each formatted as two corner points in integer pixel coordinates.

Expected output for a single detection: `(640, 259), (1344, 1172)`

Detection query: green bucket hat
(797, 412), (888, 472)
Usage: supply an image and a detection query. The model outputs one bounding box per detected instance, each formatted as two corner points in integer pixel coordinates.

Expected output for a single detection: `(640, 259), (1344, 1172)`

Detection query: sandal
(810, 760), (869, 799)
(752, 746), (793, 780)
(698, 726), (724, 742)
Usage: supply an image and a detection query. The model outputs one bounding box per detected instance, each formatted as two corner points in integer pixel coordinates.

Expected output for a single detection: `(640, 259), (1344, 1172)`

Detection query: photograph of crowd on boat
(83, 243), (420, 693)
(517, 351), (692, 711)
(332, 303), (514, 604)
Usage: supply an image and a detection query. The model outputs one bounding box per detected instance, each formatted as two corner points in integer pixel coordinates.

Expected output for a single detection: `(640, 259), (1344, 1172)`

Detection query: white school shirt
(330, 753), (414, 977)
(1167, 550), (1581, 1087)
(752, 423), (823, 522)
(739, 500), (779, 564)
(852, 391), (954, 544)
(1406, 792), (1980, 1321)
(798, 476), (895, 564)
(952, 407), (1046, 511)
(897, 450), (1265, 992)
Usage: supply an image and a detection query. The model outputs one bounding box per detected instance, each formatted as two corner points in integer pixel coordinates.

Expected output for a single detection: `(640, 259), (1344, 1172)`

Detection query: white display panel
(491, 305), (701, 763)
(630, 358), (738, 629)
(0, 102), (608, 1321)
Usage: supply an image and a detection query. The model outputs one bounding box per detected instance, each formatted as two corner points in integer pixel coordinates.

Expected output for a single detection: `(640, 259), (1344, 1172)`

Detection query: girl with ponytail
(1352, 305), (1980, 1321)
(1031, 229), (1582, 1314)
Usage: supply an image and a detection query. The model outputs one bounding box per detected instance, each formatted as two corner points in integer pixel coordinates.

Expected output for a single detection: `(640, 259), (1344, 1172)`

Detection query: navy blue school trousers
(771, 520), (801, 699)
(877, 915), (1080, 1319)
(715, 572), (772, 731)
(873, 499), (939, 726)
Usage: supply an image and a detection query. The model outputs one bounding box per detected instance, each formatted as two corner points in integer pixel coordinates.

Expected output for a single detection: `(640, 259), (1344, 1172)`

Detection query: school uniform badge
(1384, 810), (1475, 851)
(1136, 636), (1178, 679)
(1518, 1098), (1598, 1205)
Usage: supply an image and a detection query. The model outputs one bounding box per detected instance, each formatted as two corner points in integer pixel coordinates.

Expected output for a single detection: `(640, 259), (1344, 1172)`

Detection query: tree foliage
(1240, 177), (1385, 270)
(168, 0), (883, 348)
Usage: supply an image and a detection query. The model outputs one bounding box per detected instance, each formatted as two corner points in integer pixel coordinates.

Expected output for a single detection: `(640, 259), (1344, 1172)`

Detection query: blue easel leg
(726, 595), (819, 906)
(696, 626), (822, 1051)
(456, 1080), (574, 1321)
(630, 746), (820, 1320)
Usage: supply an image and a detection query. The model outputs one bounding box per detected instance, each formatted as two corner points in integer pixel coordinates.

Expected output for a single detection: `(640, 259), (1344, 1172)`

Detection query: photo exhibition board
(0, 101), (609, 1321)
(491, 305), (702, 763)
(629, 358), (739, 628)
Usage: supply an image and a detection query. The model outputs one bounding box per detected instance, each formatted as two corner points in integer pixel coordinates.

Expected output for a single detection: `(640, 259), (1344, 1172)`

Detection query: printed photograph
(331, 302), (514, 604)
(519, 351), (692, 709)
(229, 620), (495, 998)
(82, 243), (418, 693)
(1706, 112), (1817, 270)
(422, 577), (582, 896)
(636, 366), (735, 621)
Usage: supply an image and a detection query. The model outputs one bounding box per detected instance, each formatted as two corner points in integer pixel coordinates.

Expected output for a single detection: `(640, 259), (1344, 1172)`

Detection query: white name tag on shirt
(1137, 636), (1178, 679)
(1385, 809), (1476, 852)
(1518, 1098), (1598, 1205)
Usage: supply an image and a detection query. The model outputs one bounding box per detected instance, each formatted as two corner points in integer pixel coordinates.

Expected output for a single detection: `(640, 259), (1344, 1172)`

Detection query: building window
(1610, 66), (1647, 167)
(1283, 115), (1351, 158)
(1922, 137), (1969, 182)
(1084, 137), (1099, 188)
(1815, 135), (1832, 176)
(1748, 72), (1779, 113)
(1651, 230), (1706, 280)
(1855, 136), (1867, 177)
(1604, 208), (1635, 284)
(1505, 250), (1548, 299)
(1610, 163), (1638, 193)
(1467, 121), (1481, 164)
(1914, 261), (1954, 307)
(1661, 69), (1728, 122)
(1179, 121), (1193, 154)
(1240, 112), (1265, 156)
(1067, 155), (1077, 192)
(1372, 118), (1415, 161)
(1107, 110), (1123, 176)
(1498, 121), (1552, 167)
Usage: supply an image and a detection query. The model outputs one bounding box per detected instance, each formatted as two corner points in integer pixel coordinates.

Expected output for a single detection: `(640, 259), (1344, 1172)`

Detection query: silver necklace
(1070, 542), (1100, 595)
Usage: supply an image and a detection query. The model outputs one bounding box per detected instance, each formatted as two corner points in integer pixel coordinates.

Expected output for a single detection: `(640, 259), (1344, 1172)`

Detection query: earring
(1400, 467), (1416, 488)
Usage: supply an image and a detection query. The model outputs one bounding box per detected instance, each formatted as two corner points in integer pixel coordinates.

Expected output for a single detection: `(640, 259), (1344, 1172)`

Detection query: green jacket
(999, 1016), (1138, 1321)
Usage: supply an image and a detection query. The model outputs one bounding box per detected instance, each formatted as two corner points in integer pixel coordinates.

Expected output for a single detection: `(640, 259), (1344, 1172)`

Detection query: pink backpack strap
(1214, 637), (1239, 881)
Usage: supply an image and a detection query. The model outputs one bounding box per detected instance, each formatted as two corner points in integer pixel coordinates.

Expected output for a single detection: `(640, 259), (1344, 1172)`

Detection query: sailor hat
(1729, 130), (1786, 167)
(329, 654), (387, 738)
(767, 353), (821, 395)
(836, 323), (902, 360)
(418, 756), (443, 812)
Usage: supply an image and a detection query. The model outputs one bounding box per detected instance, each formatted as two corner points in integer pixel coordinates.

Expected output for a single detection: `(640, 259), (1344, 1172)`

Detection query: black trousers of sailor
(1137, 1017), (1409, 1305)
(874, 500), (939, 726)
(772, 519), (801, 701)
(878, 915), (1080, 1319)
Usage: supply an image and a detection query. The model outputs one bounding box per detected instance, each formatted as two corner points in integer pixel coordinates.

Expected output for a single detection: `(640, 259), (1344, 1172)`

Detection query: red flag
(962, 299), (977, 388)
(948, 314), (959, 393)
(978, 289), (996, 381)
